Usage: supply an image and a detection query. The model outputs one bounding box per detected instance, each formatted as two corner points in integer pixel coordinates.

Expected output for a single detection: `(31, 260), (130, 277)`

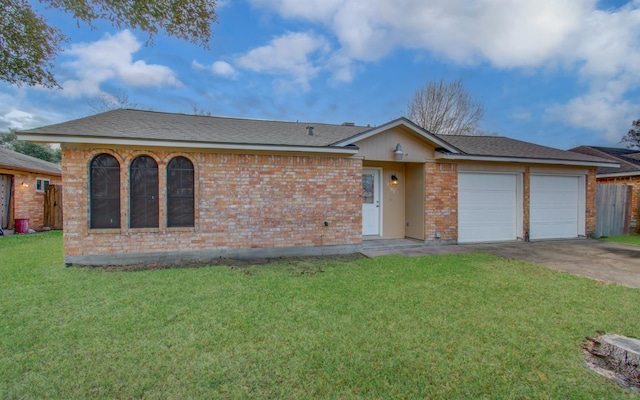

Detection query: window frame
(129, 155), (159, 229)
(166, 156), (195, 228)
(35, 178), (50, 193)
(89, 153), (121, 229)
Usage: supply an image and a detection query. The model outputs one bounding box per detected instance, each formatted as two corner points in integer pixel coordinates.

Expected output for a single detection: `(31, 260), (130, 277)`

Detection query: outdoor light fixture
(21, 182), (29, 188)
(393, 143), (403, 161)
(390, 174), (398, 186)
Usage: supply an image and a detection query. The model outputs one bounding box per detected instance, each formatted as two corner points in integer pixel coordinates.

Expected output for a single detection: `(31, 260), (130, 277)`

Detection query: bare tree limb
(405, 78), (485, 135)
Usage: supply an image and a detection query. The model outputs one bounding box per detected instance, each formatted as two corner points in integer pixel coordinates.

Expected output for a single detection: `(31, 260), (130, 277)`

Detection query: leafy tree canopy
(1, 130), (61, 163)
(621, 119), (640, 149)
(0, 0), (217, 88)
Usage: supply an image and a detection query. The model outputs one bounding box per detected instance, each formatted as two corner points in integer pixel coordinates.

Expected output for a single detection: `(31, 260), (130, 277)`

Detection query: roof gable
(331, 117), (460, 153)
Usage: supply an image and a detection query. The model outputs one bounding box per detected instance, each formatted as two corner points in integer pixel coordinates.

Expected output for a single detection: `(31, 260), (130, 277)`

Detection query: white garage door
(458, 173), (518, 243)
(530, 175), (580, 240)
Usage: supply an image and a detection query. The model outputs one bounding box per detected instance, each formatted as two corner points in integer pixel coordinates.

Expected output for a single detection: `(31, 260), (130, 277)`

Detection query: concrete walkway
(362, 239), (640, 288)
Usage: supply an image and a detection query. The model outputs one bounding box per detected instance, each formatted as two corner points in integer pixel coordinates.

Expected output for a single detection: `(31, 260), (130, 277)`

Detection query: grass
(1, 232), (640, 398)
(601, 233), (640, 246)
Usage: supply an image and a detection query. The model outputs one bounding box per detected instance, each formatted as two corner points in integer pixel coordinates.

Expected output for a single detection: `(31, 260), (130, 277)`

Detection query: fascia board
(16, 134), (359, 155)
(597, 171), (640, 178)
(435, 152), (620, 168)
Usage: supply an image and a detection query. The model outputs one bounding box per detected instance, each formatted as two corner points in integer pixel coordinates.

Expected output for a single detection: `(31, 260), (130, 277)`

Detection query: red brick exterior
(523, 167), (530, 238)
(586, 169), (597, 236)
(62, 146), (362, 260)
(0, 168), (61, 230)
(425, 162), (458, 242)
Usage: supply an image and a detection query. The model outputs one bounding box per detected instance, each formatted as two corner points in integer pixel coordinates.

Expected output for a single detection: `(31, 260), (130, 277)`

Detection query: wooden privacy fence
(595, 184), (632, 237)
(43, 184), (63, 230)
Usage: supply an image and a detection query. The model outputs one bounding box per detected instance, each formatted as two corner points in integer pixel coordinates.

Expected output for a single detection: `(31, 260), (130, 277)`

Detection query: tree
(88, 88), (138, 114)
(192, 107), (212, 116)
(405, 78), (485, 136)
(1, 130), (61, 163)
(1, 0), (217, 88)
(621, 119), (640, 149)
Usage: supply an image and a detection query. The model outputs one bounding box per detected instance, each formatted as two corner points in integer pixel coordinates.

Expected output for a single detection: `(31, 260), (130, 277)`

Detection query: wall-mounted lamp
(390, 174), (398, 186)
(21, 182), (29, 188)
(393, 143), (403, 161)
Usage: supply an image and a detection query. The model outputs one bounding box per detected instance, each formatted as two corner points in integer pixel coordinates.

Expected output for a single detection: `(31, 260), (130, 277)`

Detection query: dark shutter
(130, 156), (159, 228)
(90, 154), (120, 229)
(167, 157), (194, 227)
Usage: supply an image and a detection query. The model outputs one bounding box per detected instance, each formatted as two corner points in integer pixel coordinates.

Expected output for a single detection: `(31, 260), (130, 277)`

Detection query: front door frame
(362, 167), (382, 236)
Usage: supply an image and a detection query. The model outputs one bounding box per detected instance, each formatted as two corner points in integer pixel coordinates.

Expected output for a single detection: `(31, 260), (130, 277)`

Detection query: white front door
(362, 168), (381, 236)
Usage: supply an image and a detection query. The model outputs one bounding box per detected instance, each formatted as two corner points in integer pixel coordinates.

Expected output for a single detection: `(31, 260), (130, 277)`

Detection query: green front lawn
(1, 231), (639, 398)
(601, 233), (640, 246)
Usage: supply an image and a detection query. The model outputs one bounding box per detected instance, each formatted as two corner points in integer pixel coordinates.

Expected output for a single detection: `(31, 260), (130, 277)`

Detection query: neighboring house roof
(18, 109), (617, 168)
(0, 147), (61, 176)
(569, 146), (640, 176)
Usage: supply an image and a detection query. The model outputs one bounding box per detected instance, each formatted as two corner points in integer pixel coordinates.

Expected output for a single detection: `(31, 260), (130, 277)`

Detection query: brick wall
(0, 168), (61, 229)
(62, 146), (362, 259)
(523, 167), (530, 238)
(424, 162), (458, 242)
(586, 169), (597, 236)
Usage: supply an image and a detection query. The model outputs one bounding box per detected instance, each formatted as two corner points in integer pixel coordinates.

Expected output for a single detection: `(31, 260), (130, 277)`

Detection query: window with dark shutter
(90, 154), (121, 229)
(167, 156), (194, 227)
(130, 156), (159, 228)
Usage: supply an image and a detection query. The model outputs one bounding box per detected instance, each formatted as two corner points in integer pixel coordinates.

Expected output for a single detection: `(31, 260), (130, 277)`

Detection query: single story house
(19, 109), (616, 265)
(0, 147), (62, 232)
(570, 146), (640, 221)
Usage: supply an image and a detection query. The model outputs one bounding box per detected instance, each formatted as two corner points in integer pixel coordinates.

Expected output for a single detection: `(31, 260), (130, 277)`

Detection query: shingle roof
(21, 109), (371, 148)
(0, 147), (61, 175)
(435, 135), (611, 164)
(569, 146), (640, 175)
(19, 109), (616, 167)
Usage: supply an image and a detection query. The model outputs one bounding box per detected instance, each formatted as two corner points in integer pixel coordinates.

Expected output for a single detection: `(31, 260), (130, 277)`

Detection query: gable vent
(306, 126), (314, 136)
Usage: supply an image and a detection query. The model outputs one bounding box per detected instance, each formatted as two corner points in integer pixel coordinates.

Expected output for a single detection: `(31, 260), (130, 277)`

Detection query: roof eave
(597, 171), (640, 178)
(435, 152), (620, 168)
(16, 133), (359, 155)
(0, 163), (61, 176)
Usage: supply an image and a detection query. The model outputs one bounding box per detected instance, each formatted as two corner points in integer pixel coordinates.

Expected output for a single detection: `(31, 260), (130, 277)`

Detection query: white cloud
(192, 60), (239, 79)
(0, 92), (67, 131)
(249, 0), (640, 141)
(0, 110), (36, 130)
(235, 32), (330, 90)
(546, 92), (640, 143)
(60, 30), (182, 98)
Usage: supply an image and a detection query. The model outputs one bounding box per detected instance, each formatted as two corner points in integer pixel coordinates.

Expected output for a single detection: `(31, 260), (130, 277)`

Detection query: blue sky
(2, 0), (640, 150)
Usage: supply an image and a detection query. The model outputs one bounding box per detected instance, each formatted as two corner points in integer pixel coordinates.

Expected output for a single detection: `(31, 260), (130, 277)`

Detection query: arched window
(90, 153), (120, 229)
(130, 156), (158, 228)
(167, 156), (194, 227)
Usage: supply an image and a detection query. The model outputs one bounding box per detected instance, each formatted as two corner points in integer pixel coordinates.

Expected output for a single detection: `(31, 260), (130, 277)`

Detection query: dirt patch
(75, 253), (364, 273)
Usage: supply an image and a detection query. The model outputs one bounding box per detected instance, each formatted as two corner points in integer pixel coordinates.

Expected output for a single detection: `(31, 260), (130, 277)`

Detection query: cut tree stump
(582, 334), (640, 392)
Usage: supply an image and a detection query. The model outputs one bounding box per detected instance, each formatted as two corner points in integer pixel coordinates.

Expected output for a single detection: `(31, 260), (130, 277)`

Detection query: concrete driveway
(362, 239), (640, 288)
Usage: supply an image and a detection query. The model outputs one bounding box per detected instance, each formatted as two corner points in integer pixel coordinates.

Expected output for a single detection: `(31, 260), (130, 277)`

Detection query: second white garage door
(530, 175), (582, 240)
(458, 173), (519, 243)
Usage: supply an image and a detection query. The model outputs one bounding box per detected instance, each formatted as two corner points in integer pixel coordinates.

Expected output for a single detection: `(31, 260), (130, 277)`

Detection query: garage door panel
(458, 173), (518, 243)
(530, 175), (579, 240)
